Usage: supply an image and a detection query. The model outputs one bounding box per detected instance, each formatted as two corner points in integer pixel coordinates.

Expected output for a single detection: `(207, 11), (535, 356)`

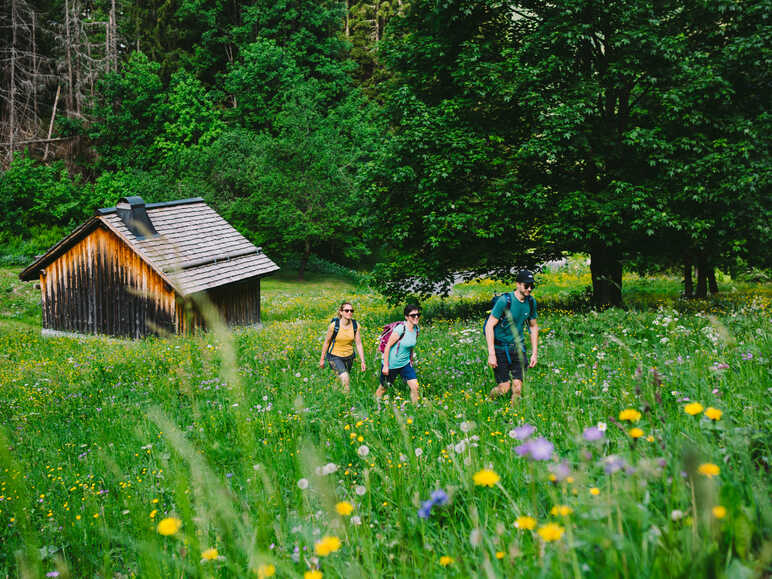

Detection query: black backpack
(328, 317), (359, 356)
(482, 292), (535, 342)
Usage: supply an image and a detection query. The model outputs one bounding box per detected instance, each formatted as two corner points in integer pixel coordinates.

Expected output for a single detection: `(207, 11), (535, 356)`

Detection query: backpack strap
(527, 296), (535, 319)
(327, 317), (340, 355)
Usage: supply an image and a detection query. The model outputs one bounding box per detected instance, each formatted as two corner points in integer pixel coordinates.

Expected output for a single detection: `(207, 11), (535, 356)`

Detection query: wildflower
(684, 402), (704, 415)
(496, 551), (505, 559)
(741, 352), (753, 360)
(46, 573), (60, 578)
(509, 423), (536, 440)
(590, 487), (600, 496)
(550, 505), (573, 517)
(357, 445), (370, 457)
(698, 463), (720, 478)
(439, 556), (455, 566)
(514, 516), (537, 530)
(515, 437), (554, 461)
(704, 407), (722, 421)
(597, 422), (607, 432)
(619, 409), (642, 422)
(460, 421), (475, 433)
(431, 489), (449, 505)
(414, 448), (423, 457)
(473, 469), (500, 487)
(671, 510), (684, 521)
(314, 535), (342, 556)
(629, 428), (644, 439)
(712, 506), (727, 519)
(602, 455), (626, 474)
(537, 523), (565, 542)
(201, 548), (219, 561)
(335, 501), (354, 516)
(582, 426), (604, 442)
(157, 517), (182, 536)
(350, 516), (362, 525)
(297, 478), (309, 489)
(355, 485), (367, 496)
(304, 571), (323, 579)
(548, 462), (571, 481)
(257, 564), (275, 578)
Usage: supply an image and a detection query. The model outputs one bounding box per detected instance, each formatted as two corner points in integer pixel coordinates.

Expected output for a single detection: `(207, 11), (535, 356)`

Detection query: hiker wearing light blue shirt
(377, 304), (421, 403)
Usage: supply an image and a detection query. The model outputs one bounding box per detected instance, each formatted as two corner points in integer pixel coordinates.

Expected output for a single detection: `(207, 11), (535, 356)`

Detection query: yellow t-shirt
(330, 321), (355, 357)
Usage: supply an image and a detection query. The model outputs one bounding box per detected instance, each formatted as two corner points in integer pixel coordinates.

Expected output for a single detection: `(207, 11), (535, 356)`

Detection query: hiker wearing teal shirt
(485, 270), (539, 403)
(377, 304), (421, 403)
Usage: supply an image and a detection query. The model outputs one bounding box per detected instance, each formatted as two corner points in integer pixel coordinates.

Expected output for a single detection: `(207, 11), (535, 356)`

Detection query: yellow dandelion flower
(201, 547), (218, 561)
(439, 556), (455, 566)
(257, 563), (276, 578)
(473, 469), (500, 487)
(537, 523), (565, 542)
(149, 509), (157, 519)
(619, 408), (642, 422)
(704, 407), (722, 421)
(589, 487), (600, 496)
(335, 501), (354, 516)
(629, 428), (644, 439)
(684, 402), (704, 416)
(496, 551), (505, 559)
(157, 517), (182, 536)
(712, 506), (727, 519)
(698, 463), (720, 478)
(304, 571), (323, 579)
(550, 505), (573, 517)
(314, 535), (342, 556)
(514, 516), (537, 530)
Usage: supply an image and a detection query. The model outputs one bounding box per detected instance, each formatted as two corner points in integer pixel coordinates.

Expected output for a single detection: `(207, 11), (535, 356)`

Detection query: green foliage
(89, 52), (166, 171)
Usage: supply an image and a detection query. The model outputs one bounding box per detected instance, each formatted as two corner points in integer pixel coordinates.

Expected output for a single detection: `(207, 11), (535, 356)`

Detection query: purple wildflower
(515, 441), (532, 457)
(603, 455), (626, 474)
(549, 462), (571, 481)
(529, 437), (554, 461)
(510, 423), (536, 440)
(741, 352), (753, 360)
(583, 426), (604, 442)
(430, 489), (448, 505)
(418, 500), (433, 519)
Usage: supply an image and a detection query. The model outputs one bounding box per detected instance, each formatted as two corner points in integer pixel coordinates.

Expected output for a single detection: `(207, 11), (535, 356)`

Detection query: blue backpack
(328, 317), (359, 356)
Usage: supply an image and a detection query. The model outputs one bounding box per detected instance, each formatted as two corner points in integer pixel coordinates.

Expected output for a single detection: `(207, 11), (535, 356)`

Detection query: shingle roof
(20, 198), (279, 294)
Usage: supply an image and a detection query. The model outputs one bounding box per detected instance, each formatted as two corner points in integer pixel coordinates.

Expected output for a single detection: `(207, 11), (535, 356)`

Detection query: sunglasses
(408, 313), (421, 318)
(341, 308), (354, 313)
(523, 283), (534, 290)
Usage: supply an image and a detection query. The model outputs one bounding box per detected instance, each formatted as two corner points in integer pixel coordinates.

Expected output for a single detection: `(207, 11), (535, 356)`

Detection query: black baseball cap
(516, 270), (535, 285)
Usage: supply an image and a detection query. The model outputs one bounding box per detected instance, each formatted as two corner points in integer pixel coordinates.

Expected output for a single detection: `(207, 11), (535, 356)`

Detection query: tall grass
(0, 266), (770, 577)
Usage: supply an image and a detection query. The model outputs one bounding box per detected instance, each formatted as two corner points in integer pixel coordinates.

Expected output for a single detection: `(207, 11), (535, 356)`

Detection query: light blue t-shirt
(388, 323), (417, 369)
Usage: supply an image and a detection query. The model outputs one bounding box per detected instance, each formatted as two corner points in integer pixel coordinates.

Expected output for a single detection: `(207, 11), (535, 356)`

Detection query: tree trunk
(708, 268), (719, 295)
(65, 0), (74, 114)
(345, 0), (350, 37)
(590, 246), (623, 307)
(298, 241), (311, 281)
(683, 256), (693, 298)
(695, 255), (708, 298)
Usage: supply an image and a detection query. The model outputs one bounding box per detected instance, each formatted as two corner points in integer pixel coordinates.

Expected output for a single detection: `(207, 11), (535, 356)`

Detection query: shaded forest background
(0, 0), (769, 305)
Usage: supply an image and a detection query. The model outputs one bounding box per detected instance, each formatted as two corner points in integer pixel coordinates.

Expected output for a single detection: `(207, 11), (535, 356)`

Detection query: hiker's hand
(488, 353), (498, 368)
(361, 361), (367, 372)
(529, 352), (538, 368)
(319, 358), (326, 369)
(382, 364), (389, 375)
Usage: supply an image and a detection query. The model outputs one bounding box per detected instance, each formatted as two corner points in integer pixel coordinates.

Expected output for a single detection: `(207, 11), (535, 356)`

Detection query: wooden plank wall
(40, 227), (177, 338)
(176, 279), (261, 334)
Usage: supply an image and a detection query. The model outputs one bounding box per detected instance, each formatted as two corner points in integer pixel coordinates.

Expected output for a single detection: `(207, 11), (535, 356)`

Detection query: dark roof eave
(183, 265), (280, 297)
(18, 217), (102, 281)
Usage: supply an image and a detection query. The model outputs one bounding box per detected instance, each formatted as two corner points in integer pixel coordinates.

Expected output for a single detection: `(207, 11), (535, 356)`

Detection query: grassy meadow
(0, 265), (770, 577)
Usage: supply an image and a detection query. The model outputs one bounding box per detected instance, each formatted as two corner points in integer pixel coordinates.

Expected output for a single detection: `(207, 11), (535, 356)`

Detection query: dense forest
(1, 0), (769, 304)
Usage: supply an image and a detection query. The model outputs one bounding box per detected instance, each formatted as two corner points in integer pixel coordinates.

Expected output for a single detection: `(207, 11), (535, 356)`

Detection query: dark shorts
(493, 346), (527, 384)
(379, 362), (417, 387)
(327, 353), (354, 375)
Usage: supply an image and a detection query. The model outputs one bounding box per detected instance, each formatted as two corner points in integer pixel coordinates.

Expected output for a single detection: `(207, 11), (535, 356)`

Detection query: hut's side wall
(175, 279), (261, 333)
(209, 278), (261, 327)
(40, 226), (177, 338)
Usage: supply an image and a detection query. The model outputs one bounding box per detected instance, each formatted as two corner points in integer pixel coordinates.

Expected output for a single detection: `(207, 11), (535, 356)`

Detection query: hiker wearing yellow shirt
(319, 302), (366, 393)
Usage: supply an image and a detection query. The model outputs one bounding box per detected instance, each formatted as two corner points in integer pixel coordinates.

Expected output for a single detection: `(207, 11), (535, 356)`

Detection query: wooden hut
(19, 196), (279, 338)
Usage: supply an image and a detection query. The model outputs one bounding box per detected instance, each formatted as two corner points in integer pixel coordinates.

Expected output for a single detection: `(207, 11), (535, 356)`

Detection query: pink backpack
(377, 322), (419, 360)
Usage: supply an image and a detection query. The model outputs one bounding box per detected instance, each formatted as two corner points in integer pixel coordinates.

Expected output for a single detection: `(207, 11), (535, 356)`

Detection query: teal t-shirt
(490, 293), (537, 351)
(388, 323), (417, 369)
